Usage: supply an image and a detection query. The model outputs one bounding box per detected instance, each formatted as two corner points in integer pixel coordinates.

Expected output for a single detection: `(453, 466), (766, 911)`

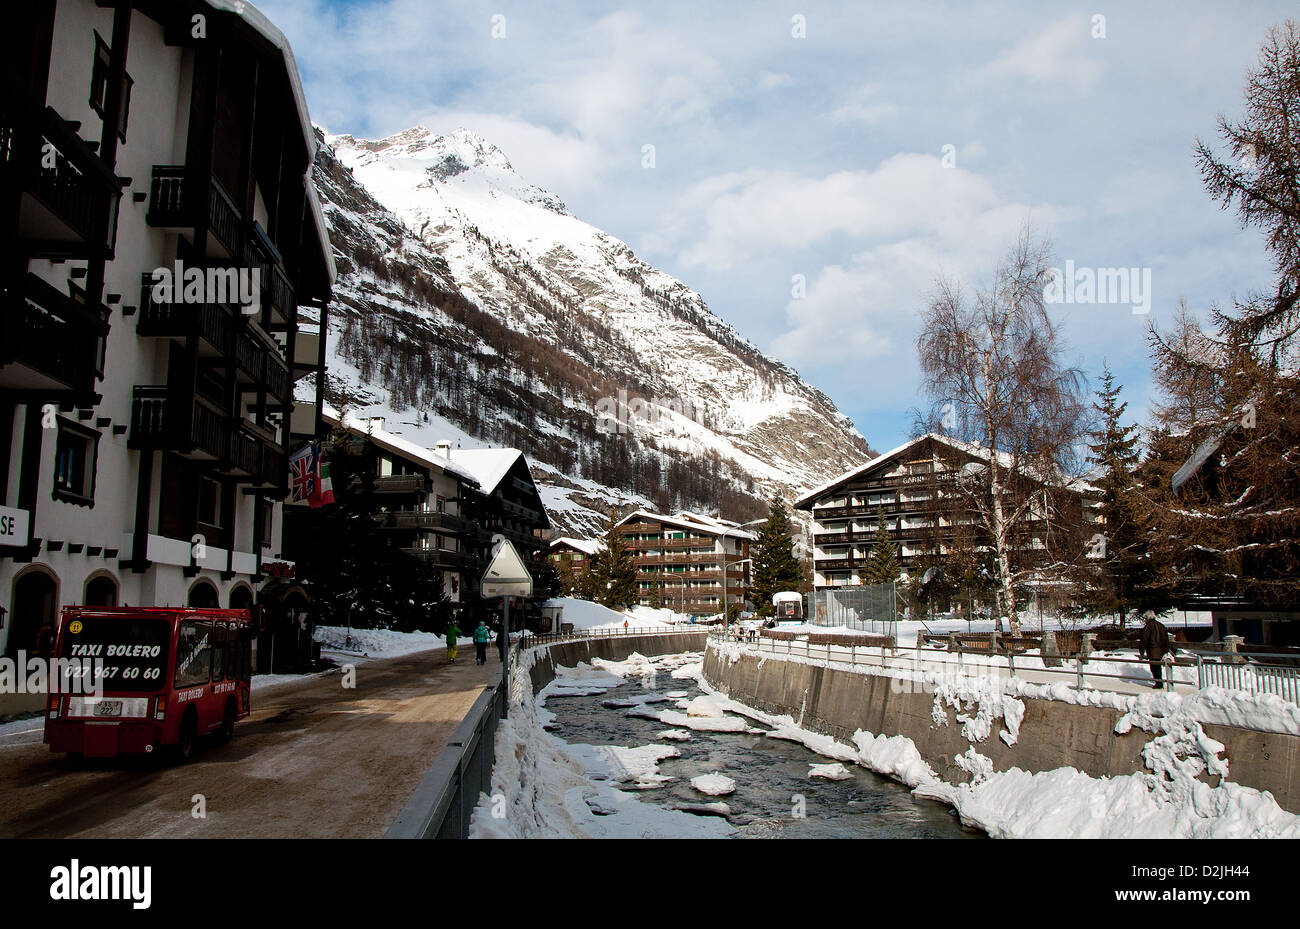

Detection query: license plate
(93, 701), (122, 718)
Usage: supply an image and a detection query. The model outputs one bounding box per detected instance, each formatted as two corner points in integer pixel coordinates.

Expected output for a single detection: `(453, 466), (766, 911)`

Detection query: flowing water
(541, 654), (982, 839)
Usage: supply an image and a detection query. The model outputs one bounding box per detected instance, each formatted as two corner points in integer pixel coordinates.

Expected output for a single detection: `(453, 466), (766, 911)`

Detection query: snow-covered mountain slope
(310, 126), (871, 535)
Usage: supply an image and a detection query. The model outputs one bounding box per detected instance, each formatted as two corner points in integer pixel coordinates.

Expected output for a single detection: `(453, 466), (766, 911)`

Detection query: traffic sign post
(480, 538), (533, 717)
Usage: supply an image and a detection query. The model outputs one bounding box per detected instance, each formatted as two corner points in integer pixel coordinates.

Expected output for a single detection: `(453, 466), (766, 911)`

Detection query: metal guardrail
(386, 680), (507, 840)
(387, 625), (708, 839)
(518, 626), (706, 649)
(706, 627), (1300, 702)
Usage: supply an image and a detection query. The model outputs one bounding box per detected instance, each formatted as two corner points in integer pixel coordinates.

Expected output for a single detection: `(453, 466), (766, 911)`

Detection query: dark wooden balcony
(130, 386), (283, 485)
(0, 273), (108, 397)
(374, 474), (427, 495)
(1, 94), (123, 258)
(146, 166), (243, 259)
(382, 510), (468, 532)
(137, 272), (235, 351)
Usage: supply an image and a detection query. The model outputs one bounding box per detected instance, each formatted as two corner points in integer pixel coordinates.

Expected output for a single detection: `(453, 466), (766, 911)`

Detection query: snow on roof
(549, 537), (603, 556)
(321, 405), (478, 486)
(444, 447), (527, 496)
(616, 509), (757, 541)
(207, 1), (334, 286)
(794, 432), (1071, 509)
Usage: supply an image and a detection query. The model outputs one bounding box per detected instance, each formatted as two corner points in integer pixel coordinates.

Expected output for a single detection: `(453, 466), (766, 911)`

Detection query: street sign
(0, 506), (30, 547)
(480, 539), (533, 598)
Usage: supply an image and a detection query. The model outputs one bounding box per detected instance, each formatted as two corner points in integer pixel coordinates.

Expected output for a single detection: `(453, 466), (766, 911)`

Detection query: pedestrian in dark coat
(1138, 610), (1172, 689)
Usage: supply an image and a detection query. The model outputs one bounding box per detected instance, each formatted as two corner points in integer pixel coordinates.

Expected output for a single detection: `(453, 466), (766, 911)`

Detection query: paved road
(0, 647), (499, 838)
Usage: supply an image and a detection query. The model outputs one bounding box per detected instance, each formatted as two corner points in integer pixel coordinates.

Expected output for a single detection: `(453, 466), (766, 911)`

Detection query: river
(539, 651), (981, 839)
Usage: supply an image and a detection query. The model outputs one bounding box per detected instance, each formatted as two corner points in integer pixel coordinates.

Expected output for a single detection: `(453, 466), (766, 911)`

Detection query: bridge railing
(517, 625), (706, 649)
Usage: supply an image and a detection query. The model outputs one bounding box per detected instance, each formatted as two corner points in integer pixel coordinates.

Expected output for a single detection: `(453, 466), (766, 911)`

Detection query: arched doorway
(229, 585), (254, 612)
(7, 568), (58, 658)
(84, 573), (118, 607)
(187, 579), (219, 608)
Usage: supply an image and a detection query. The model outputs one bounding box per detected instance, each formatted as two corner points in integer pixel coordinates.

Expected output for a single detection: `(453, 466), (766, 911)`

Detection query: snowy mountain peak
(327, 125), (568, 216)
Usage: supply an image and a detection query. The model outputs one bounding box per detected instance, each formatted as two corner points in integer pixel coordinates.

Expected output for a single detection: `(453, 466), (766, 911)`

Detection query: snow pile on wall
(694, 665), (1300, 839)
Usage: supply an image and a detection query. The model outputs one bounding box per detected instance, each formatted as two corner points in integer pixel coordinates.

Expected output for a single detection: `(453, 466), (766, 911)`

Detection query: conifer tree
(591, 511), (638, 608)
(865, 507), (900, 585)
(1079, 365), (1153, 622)
(751, 495), (803, 615)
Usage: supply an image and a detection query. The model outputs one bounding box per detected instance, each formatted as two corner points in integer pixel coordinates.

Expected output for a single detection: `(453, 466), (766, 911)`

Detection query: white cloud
(830, 83), (899, 125)
(978, 15), (1105, 93)
(757, 71), (793, 91)
(658, 153), (1038, 272)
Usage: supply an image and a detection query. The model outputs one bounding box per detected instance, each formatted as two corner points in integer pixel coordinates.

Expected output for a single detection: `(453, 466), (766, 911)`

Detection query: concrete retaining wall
(702, 644), (1300, 813)
(524, 632), (708, 695)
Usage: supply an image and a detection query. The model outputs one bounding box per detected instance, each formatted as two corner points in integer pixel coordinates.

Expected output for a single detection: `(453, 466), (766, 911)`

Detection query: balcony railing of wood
(137, 272), (235, 348)
(147, 166), (243, 258)
(374, 474), (427, 494)
(0, 97), (122, 253)
(383, 510), (468, 532)
(0, 273), (108, 395)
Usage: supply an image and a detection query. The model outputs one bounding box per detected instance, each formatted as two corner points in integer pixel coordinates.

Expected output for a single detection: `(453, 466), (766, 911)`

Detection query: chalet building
(445, 448), (551, 588)
(287, 409), (482, 601)
(795, 434), (1094, 590)
(0, 0), (332, 658)
(547, 537), (601, 583)
(616, 510), (753, 615)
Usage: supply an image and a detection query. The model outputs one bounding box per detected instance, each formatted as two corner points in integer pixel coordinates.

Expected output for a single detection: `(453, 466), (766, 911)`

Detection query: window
(260, 501), (274, 546)
(197, 477), (221, 527)
(52, 419), (99, 506)
(89, 33), (132, 142)
(174, 620), (213, 689)
(211, 624), (227, 681)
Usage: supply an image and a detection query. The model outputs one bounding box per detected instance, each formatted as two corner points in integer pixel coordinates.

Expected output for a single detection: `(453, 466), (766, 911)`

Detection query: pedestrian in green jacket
(445, 621), (461, 663)
(473, 621), (491, 665)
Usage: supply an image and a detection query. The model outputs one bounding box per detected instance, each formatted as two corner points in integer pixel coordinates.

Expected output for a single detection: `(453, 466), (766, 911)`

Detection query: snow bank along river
(470, 651), (980, 838)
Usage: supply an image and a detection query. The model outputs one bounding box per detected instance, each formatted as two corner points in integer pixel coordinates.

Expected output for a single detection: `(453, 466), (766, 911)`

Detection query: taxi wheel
(175, 710), (198, 762)
(217, 700), (236, 742)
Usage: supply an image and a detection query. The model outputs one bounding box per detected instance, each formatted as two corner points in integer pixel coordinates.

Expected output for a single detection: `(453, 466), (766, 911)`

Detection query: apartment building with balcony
(0, 0), (332, 657)
(444, 448), (551, 589)
(547, 537), (601, 584)
(795, 434), (1093, 590)
(616, 510), (753, 615)
(295, 409), (482, 602)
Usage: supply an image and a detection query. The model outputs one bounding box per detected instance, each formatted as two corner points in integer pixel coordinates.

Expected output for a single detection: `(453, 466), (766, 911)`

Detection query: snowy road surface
(0, 648), (499, 838)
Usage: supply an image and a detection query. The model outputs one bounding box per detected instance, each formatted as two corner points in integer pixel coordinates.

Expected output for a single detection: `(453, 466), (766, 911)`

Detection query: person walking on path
(1139, 610), (1173, 689)
(444, 619), (462, 663)
(473, 620), (491, 665)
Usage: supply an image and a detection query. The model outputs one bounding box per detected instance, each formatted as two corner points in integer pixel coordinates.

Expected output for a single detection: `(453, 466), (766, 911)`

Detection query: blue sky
(258, 0), (1290, 452)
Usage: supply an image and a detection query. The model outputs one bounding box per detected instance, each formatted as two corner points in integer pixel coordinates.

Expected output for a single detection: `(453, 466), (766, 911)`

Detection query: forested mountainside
(308, 126), (872, 535)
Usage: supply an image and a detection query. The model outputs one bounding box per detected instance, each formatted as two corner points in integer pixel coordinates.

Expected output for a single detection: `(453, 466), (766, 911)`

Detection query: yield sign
(480, 538), (534, 598)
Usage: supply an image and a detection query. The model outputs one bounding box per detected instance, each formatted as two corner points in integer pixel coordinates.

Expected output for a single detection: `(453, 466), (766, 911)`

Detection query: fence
(709, 628), (1300, 704)
(806, 583), (898, 638)
(518, 625), (695, 649)
(1195, 653), (1300, 703)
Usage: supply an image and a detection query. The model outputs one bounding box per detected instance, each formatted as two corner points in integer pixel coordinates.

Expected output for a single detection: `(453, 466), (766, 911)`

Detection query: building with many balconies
(616, 510), (753, 615)
(795, 433), (1094, 591)
(1, 0), (332, 657)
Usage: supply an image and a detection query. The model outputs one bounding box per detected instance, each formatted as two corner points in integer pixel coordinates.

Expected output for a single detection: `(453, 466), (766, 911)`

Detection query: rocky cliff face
(309, 125), (871, 535)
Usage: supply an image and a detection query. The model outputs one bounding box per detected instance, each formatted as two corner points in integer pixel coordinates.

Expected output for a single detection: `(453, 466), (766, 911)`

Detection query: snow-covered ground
(542, 597), (687, 632)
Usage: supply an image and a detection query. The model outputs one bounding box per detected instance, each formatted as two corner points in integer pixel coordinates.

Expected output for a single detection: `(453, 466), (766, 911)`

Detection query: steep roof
(444, 448), (526, 496)
(320, 405), (478, 486)
(549, 537), (603, 557)
(794, 432), (1058, 509)
(615, 509), (757, 541)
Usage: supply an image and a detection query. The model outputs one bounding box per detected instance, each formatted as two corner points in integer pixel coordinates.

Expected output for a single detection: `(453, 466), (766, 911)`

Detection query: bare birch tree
(916, 226), (1087, 634)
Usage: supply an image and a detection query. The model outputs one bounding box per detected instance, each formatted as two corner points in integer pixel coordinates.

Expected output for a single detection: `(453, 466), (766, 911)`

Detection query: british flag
(289, 445), (316, 503)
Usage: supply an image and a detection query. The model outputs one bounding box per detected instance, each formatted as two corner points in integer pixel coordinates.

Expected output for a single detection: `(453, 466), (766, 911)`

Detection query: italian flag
(310, 443), (335, 507)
